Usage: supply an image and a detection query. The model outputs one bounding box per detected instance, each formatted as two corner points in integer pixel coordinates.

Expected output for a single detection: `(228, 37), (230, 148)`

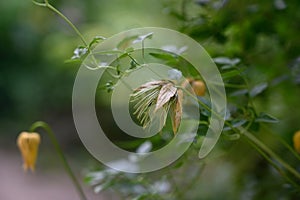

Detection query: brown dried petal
(155, 83), (177, 111)
(170, 89), (183, 134)
(135, 80), (164, 91)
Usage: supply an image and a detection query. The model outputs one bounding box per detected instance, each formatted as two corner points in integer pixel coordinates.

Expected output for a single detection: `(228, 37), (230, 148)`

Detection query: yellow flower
(17, 132), (41, 172)
(293, 130), (300, 154)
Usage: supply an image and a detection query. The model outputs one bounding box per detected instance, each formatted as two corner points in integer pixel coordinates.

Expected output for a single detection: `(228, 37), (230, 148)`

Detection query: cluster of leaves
(171, 0), (300, 197)
(85, 139), (207, 199)
(86, 141), (175, 200)
(86, 168), (172, 200)
(81, 30), (208, 198)
(213, 57), (279, 135)
(66, 36), (106, 63)
(87, 1), (300, 199)
(86, 30), (298, 200)
(27, 0), (300, 199)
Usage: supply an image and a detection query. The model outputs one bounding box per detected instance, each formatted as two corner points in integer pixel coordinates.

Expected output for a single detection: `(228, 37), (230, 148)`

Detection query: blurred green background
(0, 0), (177, 199)
(0, 0), (177, 146)
(1, 0), (300, 199)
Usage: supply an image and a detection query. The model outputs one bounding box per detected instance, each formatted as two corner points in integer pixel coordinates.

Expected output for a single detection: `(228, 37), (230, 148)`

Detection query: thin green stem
(182, 87), (300, 183)
(32, 0), (133, 88)
(29, 121), (88, 200)
(245, 135), (300, 189)
(261, 125), (300, 161)
(32, 0), (88, 46)
(239, 127), (300, 180)
(181, 0), (189, 20)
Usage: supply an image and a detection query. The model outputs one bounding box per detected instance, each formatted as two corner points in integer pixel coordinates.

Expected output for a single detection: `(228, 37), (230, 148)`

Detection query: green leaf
(172, 160), (184, 169)
(223, 133), (240, 140)
(117, 33), (153, 50)
(221, 70), (241, 79)
(255, 112), (279, 123)
(71, 46), (88, 60)
(249, 122), (260, 132)
(88, 36), (106, 49)
(83, 175), (93, 184)
(117, 35), (139, 50)
(105, 81), (114, 93)
(223, 119), (247, 131)
(230, 89), (248, 97)
(130, 59), (137, 69)
(132, 194), (150, 200)
(132, 32), (153, 44)
(125, 47), (134, 53)
(149, 52), (176, 60)
(250, 82), (268, 97)
(94, 181), (112, 193)
(213, 57), (241, 66)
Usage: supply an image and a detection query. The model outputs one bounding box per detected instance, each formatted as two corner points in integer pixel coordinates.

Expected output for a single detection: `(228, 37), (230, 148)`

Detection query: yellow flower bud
(17, 132), (41, 172)
(293, 130), (300, 154)
(192, 80), (206, 96)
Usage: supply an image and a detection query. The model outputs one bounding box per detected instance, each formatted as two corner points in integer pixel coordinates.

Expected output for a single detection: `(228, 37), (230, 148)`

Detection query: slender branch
(261, 125), (300, 161)
(29, 121), (88, 200)
(245, 136), (300, 189)
(182, 87), (300, 183)
(181, 0), (189, 20)
(32, 0), (88, 46)
(239, 127), (300, 180)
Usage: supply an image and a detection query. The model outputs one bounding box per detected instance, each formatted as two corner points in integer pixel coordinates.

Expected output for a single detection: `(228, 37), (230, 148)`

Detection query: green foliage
(5, 0), (300, 199)
(86, 1), (300, 199)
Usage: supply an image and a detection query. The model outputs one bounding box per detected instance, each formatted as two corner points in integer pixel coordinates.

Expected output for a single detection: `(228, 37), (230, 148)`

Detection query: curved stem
(32, 0), (88, 46)
(239, 127), (300, 180)
(245, 136), (300, 189)
(182, 88), (300, 182)
(261, 125), (300, 161)
(29, 121), (88, 200)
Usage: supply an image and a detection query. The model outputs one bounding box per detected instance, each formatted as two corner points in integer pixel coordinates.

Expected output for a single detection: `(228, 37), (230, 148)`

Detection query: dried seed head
(131, 80), (182, 134)
(130, 80), (164, 128)
(155, 83), (177, 111)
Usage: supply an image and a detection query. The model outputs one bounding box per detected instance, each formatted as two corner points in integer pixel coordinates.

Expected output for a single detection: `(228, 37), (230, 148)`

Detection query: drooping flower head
(293, 130), (300, 154)
(17, 132), (41, 172)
